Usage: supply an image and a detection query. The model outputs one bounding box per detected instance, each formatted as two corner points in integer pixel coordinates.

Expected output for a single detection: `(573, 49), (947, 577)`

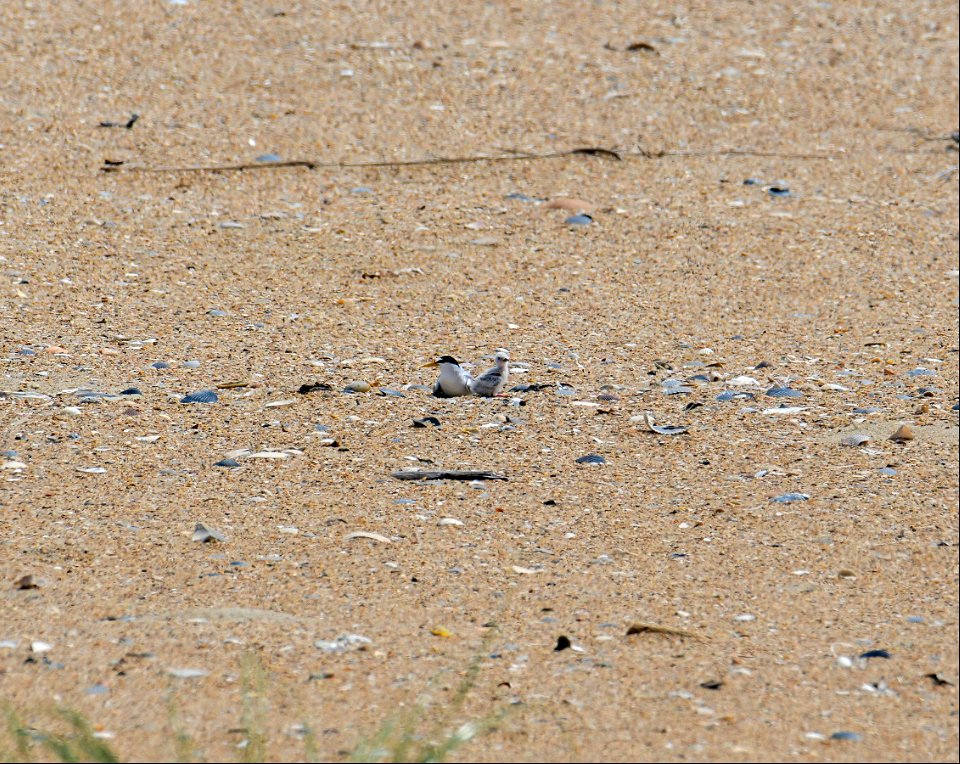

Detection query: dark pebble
(119, 387), (142, 396)
(859, 649), (891, 660)
(767, 186), (791, 196)
(151, 361), (170, 369)
(215, 458), (241, 468)
(554, 635), (572, 651)
(412, 417), (441, 428)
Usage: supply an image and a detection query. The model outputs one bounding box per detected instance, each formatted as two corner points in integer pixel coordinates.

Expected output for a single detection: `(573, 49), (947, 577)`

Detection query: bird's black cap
(437, 355), (461, 365)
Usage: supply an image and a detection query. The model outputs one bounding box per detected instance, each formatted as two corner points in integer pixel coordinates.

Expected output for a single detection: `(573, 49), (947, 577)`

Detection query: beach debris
(344, 531), (392, 544)
(315, 634), (371, 653)
(889, 424), (914, 442)
(391, 470), (507, 481)
(771, 492), (810, 504)
(635, 411), (688, 435)
(841, 434), (871, 447)
(192, 523), (226, 543)
(626, 623), (701, 640)
(576, 453), (606, 465)
(181, 390), (218, 404)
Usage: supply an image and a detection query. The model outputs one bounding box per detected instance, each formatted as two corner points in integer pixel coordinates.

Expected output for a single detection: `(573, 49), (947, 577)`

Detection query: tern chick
(423, 355), (473, 398)
(469, 349), (510, 397)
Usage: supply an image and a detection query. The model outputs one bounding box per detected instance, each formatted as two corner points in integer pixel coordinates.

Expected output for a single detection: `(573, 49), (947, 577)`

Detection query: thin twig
(100, 140), (946, 175)
(100, 147), (622, 174)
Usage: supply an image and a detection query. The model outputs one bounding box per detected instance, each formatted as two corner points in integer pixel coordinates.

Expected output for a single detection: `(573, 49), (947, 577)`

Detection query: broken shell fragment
(889, 424), (914, 442)
(345, 531), (392, 544)
(840, 434), (871, 447)
(192, 523), (226, 542)
(637, 411), (689, 435)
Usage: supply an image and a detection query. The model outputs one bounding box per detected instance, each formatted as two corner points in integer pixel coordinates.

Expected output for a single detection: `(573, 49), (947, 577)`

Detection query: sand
(1, 1), (958, 761)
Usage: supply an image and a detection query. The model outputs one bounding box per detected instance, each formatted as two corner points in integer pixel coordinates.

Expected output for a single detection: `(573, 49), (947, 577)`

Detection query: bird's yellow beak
(421, 360), (439, 368)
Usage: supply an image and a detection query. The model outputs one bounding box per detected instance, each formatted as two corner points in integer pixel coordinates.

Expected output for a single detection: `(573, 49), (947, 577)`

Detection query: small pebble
(564, 214), (593, 226)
